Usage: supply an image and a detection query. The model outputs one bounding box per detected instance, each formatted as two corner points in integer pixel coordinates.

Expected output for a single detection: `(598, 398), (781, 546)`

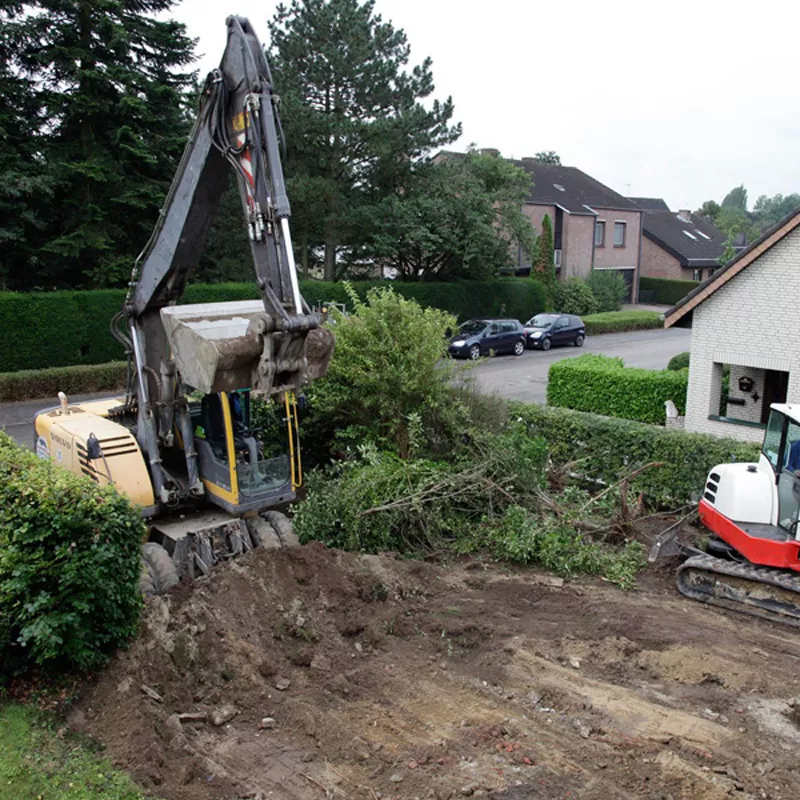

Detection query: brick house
(633, 199), (728, 282)
(664, 207), (800, 442)
(512, 159), (643, 301)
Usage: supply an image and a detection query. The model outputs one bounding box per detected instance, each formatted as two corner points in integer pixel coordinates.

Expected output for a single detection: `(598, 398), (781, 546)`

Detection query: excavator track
(677, 553), (800, 627)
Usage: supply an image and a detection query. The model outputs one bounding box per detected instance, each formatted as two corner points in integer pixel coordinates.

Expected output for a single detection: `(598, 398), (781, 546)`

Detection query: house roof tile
(642, 210), (728, 267)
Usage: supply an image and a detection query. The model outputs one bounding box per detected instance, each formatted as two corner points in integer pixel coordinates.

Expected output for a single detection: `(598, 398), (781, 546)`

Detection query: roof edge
(664, 206), (800, 328)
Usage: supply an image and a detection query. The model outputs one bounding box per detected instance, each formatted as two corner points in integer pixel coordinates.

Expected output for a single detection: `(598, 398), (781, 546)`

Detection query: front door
(762, 370), (789, 424)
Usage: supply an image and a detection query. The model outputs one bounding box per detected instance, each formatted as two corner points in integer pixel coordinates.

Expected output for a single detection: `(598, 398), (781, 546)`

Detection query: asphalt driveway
(471, 327), (691, 403)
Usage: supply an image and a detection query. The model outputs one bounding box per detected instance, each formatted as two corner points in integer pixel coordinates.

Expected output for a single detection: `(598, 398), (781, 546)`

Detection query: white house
(664, 207), (800, 443)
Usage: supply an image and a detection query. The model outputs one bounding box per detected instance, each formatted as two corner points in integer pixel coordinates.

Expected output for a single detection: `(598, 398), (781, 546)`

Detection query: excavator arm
(115, 16), (333, 506)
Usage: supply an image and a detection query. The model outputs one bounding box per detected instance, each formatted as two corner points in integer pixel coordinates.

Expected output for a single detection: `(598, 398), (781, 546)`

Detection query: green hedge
(638, 276), (699, 306)
(0, 431), (143, 679)
(510, 402), (759, 507)
(582, 310), (663, 335)
(0, 279), (546, 372)
(547, 354), (688, 424)
(667, 352), (690, 371)
(0, 362), (128, 402)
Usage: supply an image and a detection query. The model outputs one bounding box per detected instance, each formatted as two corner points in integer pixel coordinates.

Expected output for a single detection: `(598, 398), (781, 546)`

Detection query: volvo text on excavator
(33, 16), (334, 594)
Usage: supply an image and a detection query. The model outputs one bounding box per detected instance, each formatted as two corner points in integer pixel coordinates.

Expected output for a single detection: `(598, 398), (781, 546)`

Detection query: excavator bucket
(160, 301), (333, 395)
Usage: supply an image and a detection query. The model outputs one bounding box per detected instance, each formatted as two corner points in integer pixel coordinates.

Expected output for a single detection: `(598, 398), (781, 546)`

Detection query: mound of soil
(77, 542), (800, 799)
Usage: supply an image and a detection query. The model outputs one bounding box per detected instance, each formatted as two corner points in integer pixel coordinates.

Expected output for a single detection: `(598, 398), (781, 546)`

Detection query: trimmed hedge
(547, 354), (688, 425)
(510, 402), (760, 507)
(638, 276), (699, 306)
(0, 431), (143, 679)
(667, 352), (690, 371)
(0, 279), (546, 372)
(582, 310), (663, 335)
(0, 362), (128, 402)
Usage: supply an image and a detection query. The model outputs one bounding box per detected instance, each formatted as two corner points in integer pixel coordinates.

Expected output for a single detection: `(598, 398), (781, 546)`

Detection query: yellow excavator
(33, 17), (334, 593)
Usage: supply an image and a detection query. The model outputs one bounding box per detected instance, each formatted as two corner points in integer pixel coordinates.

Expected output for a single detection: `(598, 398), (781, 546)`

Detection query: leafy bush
(638, 276), (699, 306)
(293, 429), (548, 553)
(667, 352), (690, 371)
(581, 310), (662, 335)
(554, 277), (599, 316)
(510, 402), (760, 507)
(586, 270), (628, 312)
(475, 505), (645, 589)
(0, 278), (547, 372)
(0, 361), (127, 402)
(547, 354), (688, 424)
(306, 286), (461, 457)
(0, 432), (143, 679)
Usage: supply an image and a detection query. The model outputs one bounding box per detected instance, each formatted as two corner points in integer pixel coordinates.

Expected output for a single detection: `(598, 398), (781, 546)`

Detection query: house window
(613, 222), (626, 247)
(594, 221), (605, 247)
(692, 269), (702, 281)
(708, 363), (788, 428)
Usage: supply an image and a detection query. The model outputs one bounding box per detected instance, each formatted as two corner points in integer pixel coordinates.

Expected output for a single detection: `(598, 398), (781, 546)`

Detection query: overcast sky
(172, 0), (800, 211)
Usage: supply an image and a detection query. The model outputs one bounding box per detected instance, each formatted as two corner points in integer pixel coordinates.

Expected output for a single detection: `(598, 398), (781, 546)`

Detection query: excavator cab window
(200, 394), (227, 459)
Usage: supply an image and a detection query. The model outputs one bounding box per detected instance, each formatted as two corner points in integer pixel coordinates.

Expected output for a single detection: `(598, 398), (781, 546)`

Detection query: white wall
(685, 226), (800, 442)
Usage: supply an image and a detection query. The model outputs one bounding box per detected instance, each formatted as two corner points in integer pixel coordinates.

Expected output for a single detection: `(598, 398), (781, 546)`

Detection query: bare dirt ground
(74, 542), (800, 800)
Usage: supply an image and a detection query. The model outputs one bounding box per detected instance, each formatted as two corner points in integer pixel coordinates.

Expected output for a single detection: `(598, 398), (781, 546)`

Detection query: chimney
(479, 148), (500, 157)
(677, 209), (692, 222)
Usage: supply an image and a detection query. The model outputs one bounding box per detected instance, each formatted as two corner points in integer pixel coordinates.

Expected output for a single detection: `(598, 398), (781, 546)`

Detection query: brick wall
(520, 204), (556, 269)
(593, 208), (642, 270)
(562, 214), (594, 279)
(641, 236), (683, 279)
(684, 226), (800, 442)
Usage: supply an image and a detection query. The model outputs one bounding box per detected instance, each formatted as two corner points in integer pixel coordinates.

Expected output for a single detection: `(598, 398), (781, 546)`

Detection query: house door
(761, 370), (789, 424)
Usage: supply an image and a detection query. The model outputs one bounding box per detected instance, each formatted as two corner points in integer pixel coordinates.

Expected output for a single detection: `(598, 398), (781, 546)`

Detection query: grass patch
(0, 703), (146, 799)
(0, 362), (127, 402)
(582, 311), (662, 335)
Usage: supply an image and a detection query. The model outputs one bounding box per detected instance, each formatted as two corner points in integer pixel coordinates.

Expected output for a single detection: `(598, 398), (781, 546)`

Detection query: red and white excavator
(653, 403), (800, 625)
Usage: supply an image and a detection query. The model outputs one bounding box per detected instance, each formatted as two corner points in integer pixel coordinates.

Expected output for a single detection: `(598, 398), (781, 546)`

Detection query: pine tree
(533, 214), (557, 301)
(3, 1), (196, 287)
(268, 0), (461, 281)
(0, 16), (55, 289)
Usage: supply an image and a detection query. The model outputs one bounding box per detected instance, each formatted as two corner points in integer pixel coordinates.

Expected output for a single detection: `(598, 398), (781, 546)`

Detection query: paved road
(472, 327), (691, 403)
(0, 328), (690, 448)
(0, 392), (118, 449)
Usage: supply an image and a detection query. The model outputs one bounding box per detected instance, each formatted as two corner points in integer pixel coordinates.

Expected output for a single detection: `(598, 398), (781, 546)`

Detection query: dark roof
(630, 197), (670, 211)
(643, 210), (727, 267)
(512, 159), (638, 215)
(665, 205), (800, 328)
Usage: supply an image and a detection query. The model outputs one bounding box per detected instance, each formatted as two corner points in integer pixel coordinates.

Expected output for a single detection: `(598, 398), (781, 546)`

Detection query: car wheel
(468, 344), (481, 361)
(513, 340), (524, 356)
(540, 337), (552, 351)
(575, 334), (585, 347)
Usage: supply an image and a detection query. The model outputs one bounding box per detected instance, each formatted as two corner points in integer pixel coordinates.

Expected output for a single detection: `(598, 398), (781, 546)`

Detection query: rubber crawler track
(677, 553), (800, 627)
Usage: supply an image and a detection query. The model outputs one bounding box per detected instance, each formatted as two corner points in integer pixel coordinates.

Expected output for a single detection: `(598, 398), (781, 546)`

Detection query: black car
(448, 319), (526, 360)
(523, 313), (585, 351)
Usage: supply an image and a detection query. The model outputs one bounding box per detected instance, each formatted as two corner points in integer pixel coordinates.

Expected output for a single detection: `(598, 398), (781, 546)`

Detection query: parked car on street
(448, 319), (526, 360)
(523, 313), (585, 351)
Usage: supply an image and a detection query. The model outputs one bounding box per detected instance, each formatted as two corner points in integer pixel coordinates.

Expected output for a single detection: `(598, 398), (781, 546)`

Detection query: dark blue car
(448, 319), (525, 360)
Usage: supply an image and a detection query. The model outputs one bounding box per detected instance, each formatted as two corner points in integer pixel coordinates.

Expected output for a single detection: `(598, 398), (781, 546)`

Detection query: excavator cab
(191, 390), (301, 515)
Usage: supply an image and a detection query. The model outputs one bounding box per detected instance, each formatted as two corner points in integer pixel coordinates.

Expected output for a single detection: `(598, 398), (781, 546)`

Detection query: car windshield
(458, 320), (487, 336)
(526, 314), (558, 328)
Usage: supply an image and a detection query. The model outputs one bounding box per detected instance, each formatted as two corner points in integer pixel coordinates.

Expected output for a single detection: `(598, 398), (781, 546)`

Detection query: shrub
(510, 402), (759, 507)
(308, 286), (460, 456)
(0, 279), (547, 373)
(0, 432), (143, 679)
(554, 277), (599, 316)
(582, 311), (662, 335)
(586, 270), (628, 312)
(667, 352), (690, 371)
(0, 362), (127, 402)
(293, 429), (548, 553)
(638, 276), (699, 306)
(547, 354), (688, 425)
